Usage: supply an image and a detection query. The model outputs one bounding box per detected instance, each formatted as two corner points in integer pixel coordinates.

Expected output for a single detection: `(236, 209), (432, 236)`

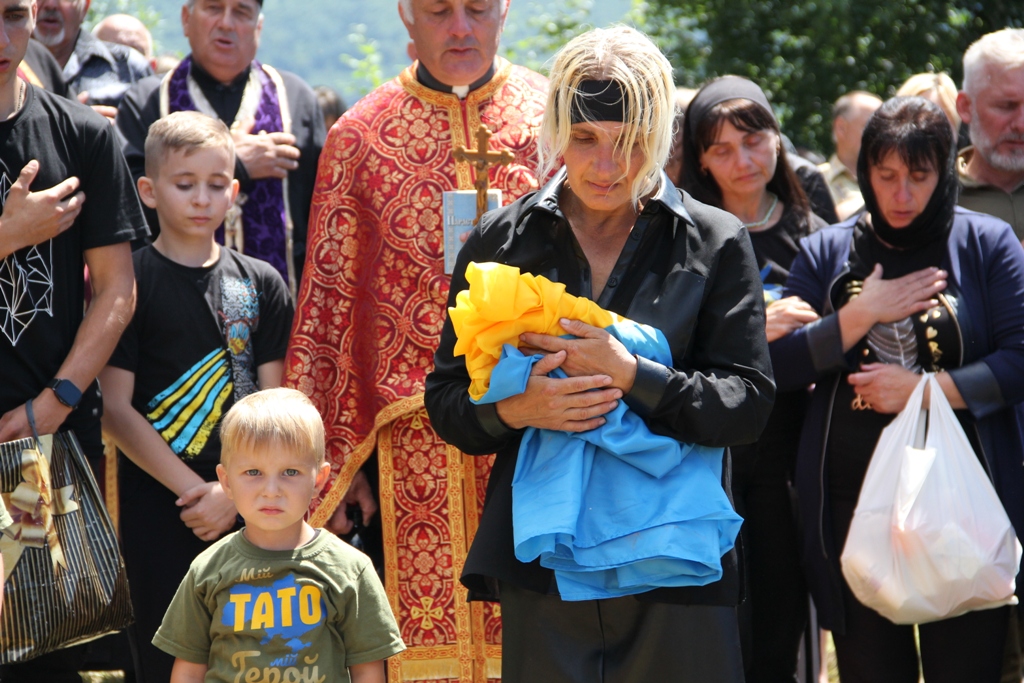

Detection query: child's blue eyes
(242, 469), (302, 476)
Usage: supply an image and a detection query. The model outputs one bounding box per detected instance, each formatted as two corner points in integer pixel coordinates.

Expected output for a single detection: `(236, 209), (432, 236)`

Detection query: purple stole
(163, 56), (293, 287)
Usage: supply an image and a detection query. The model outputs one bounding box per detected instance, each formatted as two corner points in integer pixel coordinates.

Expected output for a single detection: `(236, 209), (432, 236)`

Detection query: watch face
(50, 379), (82, 408)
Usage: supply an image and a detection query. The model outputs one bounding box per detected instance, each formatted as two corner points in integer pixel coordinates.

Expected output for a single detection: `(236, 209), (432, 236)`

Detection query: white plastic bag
(840, 373), (1022, 624)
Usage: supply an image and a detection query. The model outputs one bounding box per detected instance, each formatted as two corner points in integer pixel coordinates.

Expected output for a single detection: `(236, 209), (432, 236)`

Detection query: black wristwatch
(47, 378), (83, 409)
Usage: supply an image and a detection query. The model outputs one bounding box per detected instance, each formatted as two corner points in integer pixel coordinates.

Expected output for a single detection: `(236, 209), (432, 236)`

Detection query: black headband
(687, 75), (776, 137)
(570, 80), (628, 124)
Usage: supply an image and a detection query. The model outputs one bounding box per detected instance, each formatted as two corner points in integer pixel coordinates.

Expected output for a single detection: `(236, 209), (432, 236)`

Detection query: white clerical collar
(416, 61), (496, 98)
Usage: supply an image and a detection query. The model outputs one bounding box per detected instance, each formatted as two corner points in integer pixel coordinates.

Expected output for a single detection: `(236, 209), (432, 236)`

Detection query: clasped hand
(848, 363), (925, 414)
(856, 263), (947, 325)
(177, 481), (237, 542)
(326, 469), (378, 536)
(765, 296), (820, 342)
(495, 319), (635, 432)
(0, 160), (84, 257)
(232, 118), (300, 180)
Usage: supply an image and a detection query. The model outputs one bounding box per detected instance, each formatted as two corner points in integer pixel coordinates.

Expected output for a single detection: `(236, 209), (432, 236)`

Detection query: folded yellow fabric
(450, 262), (622, 401)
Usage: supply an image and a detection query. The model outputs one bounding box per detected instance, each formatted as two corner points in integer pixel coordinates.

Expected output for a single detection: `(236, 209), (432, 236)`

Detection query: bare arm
(350, 660), (386, 683)
(0, 242), (134, 441)
(99, 367), (206, 497)
(100, 365), (236, 540)
(170, 658), (207, 683)
(257, 360), (284, 389)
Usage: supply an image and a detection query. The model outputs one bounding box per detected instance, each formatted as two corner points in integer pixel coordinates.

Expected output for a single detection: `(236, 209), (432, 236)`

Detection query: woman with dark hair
(680, 75), (825, 683)
(772, 96), (1024, 682)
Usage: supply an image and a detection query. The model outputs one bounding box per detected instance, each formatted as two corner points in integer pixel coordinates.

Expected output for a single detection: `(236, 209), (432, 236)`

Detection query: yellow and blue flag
(451, 262), (743, 600)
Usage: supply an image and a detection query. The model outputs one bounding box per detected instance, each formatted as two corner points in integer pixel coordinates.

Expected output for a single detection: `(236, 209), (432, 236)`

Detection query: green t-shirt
(153, 530), (405, 683)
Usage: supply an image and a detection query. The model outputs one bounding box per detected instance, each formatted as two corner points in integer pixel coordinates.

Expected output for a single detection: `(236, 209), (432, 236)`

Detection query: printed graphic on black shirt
(220, 276), (260, 398)
(0, 170), (54, 346)
(146, 275), (261, 459)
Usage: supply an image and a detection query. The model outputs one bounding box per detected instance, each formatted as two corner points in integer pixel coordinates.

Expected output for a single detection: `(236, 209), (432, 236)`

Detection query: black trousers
(732, 441), (807, 683)
(119, 459), (225, 683)
(831, 498), (1009, 683)
(499, 581), (745, 683)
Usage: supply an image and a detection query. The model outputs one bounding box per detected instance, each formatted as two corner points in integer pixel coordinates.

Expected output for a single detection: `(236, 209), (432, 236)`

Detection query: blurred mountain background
(87, 0), (634, 104)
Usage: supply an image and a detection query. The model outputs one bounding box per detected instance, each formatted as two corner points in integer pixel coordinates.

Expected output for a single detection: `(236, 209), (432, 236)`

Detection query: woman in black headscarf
(680, 75), (825, 682)
(771, 96), (1024, 682)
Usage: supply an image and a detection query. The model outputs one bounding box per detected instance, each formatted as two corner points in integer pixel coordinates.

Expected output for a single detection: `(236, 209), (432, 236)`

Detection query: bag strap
(25, 398), (43, 451)
(908, 373), (931, 450)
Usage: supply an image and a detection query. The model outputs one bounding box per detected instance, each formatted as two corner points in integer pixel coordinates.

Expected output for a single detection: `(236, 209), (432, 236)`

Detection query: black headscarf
(857, 97), (959, 250)
(686, 75), (776, 137)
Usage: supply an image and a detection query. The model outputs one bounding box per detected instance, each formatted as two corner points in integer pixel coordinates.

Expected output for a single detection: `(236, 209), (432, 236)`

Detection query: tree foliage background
(83, 0), (1024, 154)
(645, 0), (1024, 153)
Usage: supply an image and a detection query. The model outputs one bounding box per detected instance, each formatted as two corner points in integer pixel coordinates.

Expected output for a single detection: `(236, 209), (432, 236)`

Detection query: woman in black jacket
(425, 27), (774, 683)
(679, 75), (825, 683)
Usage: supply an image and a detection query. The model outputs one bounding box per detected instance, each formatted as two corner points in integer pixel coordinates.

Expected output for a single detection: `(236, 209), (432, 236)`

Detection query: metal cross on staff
(454, 124), (515, 226)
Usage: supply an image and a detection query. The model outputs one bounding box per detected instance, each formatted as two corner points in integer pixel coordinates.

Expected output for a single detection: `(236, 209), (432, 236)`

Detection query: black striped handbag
(0, 428), (133, 663)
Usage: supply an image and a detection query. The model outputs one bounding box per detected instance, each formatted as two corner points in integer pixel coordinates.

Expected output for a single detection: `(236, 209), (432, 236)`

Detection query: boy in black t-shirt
(99, 111), (294, 683)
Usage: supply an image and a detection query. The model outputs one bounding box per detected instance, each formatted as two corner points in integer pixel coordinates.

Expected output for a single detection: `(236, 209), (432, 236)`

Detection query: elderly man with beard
(959, 35), (1024, 674)
(33, 0), (151, 118)
(117, 0), (324, 288)
(957, 28), (1024, 243)
(284, 1), (547, 680)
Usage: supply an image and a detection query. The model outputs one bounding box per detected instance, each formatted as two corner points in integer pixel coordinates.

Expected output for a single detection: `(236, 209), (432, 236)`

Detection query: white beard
(33, 26), (66, 48)
(969, 116), (1024, 173)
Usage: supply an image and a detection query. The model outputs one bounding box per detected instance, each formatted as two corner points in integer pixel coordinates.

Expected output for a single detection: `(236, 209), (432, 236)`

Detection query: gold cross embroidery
(411, 596), (445, 630)
(453, 124), (514, 226)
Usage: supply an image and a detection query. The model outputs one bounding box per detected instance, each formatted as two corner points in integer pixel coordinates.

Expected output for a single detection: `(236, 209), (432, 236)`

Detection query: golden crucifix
(453, 124), (514, 225)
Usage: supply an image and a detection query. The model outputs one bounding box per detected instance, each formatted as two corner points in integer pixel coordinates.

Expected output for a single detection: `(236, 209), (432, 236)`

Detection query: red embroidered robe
(285, 58), (548, 683)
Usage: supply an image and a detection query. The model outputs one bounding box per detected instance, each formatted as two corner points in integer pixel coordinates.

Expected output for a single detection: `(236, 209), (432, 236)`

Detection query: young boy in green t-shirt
(154, 388), (405, 683)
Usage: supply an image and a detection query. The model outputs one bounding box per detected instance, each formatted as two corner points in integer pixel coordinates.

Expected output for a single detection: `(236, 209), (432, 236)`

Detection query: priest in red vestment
(285, 1), (547, 681)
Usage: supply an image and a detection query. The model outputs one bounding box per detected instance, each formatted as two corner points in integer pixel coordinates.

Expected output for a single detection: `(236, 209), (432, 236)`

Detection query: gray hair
(399, 0), (510, 24)
(962, 28), (1024, 95)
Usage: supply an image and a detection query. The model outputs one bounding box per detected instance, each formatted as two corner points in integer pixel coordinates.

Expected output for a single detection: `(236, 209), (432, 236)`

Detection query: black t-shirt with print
(107, 246), (293, 480)
(0, 85), (148, 440)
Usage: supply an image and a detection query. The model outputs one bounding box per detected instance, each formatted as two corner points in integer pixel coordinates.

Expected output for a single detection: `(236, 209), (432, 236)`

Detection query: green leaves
(644, 0), (1024, 153)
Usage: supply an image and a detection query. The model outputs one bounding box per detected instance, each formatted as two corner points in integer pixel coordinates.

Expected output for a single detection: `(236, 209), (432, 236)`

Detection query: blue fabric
(473, 321), (743, 600)
(769, 207), (1024, 631)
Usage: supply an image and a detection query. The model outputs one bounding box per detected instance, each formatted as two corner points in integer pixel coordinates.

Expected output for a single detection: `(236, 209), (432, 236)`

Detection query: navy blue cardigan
(770, 207), (1024, 633)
